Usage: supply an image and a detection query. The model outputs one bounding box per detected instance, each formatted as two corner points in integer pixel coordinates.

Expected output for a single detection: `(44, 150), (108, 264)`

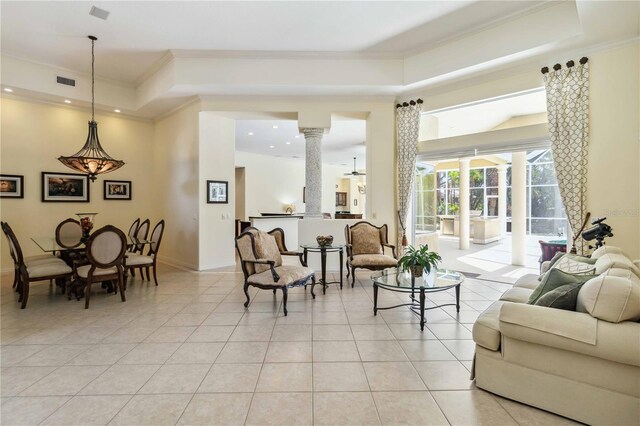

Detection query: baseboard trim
(157, 256), (197, 272)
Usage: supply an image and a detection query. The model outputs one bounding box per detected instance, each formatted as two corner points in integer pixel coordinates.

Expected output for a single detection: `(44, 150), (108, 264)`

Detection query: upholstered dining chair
(127, 218), (140, 252)
(132, 219), (150, 254)
(2, 222), (72, 308)
(55, 218), (84, 264)
(236, 229), (316, 316)
(344, 221), (398, 287)
(125, 220), (165, 286)
(72, 225), (127, 309)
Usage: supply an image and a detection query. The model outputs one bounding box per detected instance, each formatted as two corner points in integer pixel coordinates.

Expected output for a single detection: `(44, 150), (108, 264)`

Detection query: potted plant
(398, 244), (442, 278)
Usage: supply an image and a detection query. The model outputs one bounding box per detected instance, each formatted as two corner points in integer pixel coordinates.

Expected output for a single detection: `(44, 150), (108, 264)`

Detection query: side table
(301, 244), (344, 294)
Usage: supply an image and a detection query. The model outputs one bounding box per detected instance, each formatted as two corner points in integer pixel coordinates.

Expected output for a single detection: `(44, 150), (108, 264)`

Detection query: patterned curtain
(396, 100), (422, 255)
(542, 58), (589, 254)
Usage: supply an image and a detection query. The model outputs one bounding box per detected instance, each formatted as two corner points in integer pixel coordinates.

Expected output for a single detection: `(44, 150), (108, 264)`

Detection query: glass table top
(371, 268), (464, 291)
(300, 244), (344, 251)
(32, 237), (152, 253)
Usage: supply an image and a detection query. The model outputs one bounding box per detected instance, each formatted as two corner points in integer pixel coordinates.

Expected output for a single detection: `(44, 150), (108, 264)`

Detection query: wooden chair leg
(145, 267), (151, 282)
(351, 267), (356, 287)
(84, 280), (92, 309)
(310, 275), (316, 299)
(243, 282), (251, 307)
(152, 262), (159, 286)
(20, 281), (29, 309)
(118, 271), (126, 302)
(282, 286), (288, 316)
(273, 289), (277, 294)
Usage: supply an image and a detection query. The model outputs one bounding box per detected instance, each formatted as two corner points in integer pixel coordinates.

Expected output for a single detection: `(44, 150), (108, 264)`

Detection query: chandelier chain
(91, 37), (95, 122)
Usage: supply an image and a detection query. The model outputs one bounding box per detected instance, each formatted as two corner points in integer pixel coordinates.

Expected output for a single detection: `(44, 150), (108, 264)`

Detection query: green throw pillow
(534, 283), (584, 311)
(528, 268), (593, 305)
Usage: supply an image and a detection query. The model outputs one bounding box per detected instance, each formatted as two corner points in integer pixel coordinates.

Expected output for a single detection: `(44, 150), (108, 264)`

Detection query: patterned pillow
(550, 255), (596, 276)
(253, 231), (282, 274)
(534, 283), (584, 311)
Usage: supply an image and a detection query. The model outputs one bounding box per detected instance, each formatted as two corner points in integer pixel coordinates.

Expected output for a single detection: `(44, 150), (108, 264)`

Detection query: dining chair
(344, 221), (398, 287)
(55, 218), (83, 249)
(125, 220), (165, 286)
(132, 219), (150, 254)
(72, 225), (127, 309)
(127, 218), (140, 252)
(2, 222), (72, 308)
(236, 229), (316, 316)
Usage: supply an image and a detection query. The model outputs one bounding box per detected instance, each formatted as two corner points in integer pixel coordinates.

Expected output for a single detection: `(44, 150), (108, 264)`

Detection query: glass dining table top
(371, 268), (465, 291)
(31, 237), (151, 253)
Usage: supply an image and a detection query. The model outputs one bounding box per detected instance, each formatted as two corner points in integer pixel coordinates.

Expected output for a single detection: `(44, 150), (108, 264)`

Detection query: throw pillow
(576, 275), (640, 323)
(534, 283), (584, 311)
(528, 269), (594, 305)
(539, 253), (595, 280)
(550, 255), (596, 275)
(253, 231), (282, 273)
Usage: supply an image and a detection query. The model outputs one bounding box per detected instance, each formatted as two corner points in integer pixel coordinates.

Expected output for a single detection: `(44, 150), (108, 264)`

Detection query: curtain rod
(541, 57), (588, 74)
(396, 99), (423, 108)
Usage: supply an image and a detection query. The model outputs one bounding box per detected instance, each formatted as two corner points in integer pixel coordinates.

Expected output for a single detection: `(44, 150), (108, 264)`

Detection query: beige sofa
(472, 246), (640, 425)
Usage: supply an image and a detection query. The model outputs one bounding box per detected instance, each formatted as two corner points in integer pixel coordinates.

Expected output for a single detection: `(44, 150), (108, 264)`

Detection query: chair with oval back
(55, 218), (83, 249)
(127, 218), (140, 252)
(73, 225), (127, 309)
(133, 219), (150, 254)
(2, 222), (72, 308)
(125, 220), (165, 286)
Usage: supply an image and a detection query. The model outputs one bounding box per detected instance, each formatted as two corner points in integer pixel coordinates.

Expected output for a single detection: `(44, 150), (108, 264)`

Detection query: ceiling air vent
(56, 76), (76, 87)
(89, 6), (110, 20)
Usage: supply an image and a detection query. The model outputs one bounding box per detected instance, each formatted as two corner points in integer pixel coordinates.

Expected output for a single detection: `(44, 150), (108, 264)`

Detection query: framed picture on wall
(207, 180), (228, 204)
(42, 172), (90, 202)
(104, 180), (132, 200)
(0, 175), (24, 198)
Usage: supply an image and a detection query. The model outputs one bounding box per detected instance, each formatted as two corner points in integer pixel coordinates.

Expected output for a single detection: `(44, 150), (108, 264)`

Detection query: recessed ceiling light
(64, 100), (72, 104)
(248, 132), (254, 136)
(285, 141), (291, 145)
(4, 88), (13, 92)
(269, 145), (275, 148)
(114, 109), (121, 113)
(294, 135), (300, 138)
(272, 125), (278, 129)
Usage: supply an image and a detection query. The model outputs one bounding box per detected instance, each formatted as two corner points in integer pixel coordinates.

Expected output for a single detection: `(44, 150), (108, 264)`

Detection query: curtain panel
(396, 100), (422, 255)
(542, 58), (589, 254)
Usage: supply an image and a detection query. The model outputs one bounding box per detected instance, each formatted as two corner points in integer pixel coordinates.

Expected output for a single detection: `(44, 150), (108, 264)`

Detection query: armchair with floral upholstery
(344, 221), (398, 287)
(236, 229), (316, 316)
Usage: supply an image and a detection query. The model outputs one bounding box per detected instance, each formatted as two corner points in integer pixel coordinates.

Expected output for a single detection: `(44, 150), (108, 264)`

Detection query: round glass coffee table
(371, 268), (465, 331)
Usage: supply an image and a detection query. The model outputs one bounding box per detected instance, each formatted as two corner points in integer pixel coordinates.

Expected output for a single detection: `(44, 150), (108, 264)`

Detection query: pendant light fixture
(58, 36), (124, 182)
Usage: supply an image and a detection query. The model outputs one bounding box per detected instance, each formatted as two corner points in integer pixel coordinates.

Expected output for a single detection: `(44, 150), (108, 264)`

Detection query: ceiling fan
(344, 157), (366, 176)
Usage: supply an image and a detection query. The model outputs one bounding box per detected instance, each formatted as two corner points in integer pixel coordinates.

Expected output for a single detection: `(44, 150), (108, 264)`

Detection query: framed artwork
(207, 180), (228, 204)
(42, 172), (90, 202)
(104, 180), (132, 200)
(0, 175), (24, 198)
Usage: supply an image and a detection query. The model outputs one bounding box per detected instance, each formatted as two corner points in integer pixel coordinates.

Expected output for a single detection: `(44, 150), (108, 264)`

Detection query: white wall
(0, 97), (155, 271)
(198, 113), (236, 270)
(235, 151), (347, 218)
(152, 101), (200, 269)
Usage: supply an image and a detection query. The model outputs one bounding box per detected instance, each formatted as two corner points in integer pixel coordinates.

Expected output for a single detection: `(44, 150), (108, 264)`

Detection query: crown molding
(170, 49), (404, 61)
(133, 51), (175, 88)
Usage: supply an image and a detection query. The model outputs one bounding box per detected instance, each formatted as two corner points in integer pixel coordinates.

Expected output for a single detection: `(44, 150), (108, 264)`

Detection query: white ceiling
(235, 119), (366, 169)
(0, 1), (544, 84)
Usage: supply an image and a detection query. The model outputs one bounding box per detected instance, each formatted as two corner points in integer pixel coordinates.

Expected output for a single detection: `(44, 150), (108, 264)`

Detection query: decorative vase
(409, 265), (424, 278)
(76, 212), (97, 243)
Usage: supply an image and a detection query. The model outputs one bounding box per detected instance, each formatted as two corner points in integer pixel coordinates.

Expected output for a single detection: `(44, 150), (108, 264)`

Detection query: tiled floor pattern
(0, 265), (579, 425)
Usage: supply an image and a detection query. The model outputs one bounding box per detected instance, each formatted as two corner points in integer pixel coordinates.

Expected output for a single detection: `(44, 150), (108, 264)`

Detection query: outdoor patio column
(459, 158), (470, 250)
(511, 152), (527, 265)
(303, 128), (324, 218)
(497, 165), (508, 236)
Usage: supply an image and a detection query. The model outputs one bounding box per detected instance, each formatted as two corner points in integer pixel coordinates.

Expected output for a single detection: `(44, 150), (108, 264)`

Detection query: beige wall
(0, 97), (155, 270)
(152, 101), (201, 270)
(588, 44), (639, 259)
(235, 151), (347, 217)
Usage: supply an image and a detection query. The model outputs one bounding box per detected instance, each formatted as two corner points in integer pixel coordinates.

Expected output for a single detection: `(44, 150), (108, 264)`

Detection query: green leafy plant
(397, 244), (442, 277)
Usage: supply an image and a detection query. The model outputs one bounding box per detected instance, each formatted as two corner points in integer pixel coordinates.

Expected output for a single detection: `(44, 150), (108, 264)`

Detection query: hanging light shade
(58, 36), (124, 182)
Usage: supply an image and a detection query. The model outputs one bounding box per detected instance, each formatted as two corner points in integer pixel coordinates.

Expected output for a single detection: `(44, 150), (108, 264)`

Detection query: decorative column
(497, 165), (508, 236)
(458, 159), (470, 250)
(303, 128), (324, 218)
(511, 152), (527, 266)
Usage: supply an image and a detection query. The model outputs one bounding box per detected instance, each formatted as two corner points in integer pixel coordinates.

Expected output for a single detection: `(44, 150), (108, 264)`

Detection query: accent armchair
(244, 226), (306, 266)
(236, 229), (316, 316)
(344, 221), (398, 287)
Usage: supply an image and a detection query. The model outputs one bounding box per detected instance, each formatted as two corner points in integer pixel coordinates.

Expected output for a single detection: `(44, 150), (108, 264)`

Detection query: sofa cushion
(500, 287), (534, 303)
(576, 274), (640, 323)
(591, 245), (624, 259)
(528, 269), (593, 305)
(472, 301), (503, 351)
(513, 274), (540, 290)
(253, 231), (282, 273)
(349, 254), (397, 267)
(534, 283), (584, 311)
(594, 253), (640, 278)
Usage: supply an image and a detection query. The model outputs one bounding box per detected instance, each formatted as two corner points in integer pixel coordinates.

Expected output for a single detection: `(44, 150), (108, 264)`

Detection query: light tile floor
(0, 265), (580, 425)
